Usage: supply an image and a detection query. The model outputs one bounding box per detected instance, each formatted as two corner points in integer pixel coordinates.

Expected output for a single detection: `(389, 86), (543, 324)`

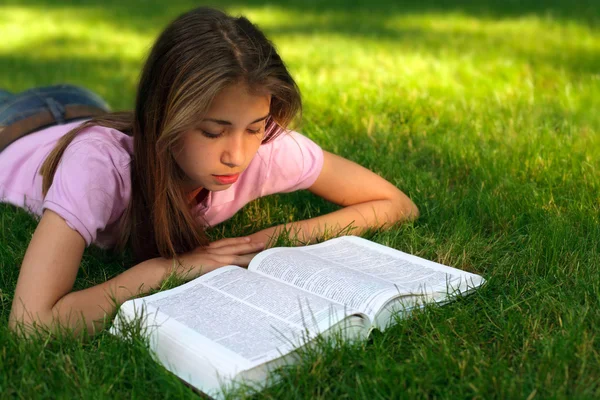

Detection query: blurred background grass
(1, 0), (599, 398)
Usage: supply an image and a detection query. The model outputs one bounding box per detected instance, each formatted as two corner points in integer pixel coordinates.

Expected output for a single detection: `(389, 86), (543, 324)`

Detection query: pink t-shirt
(0, 120), (324, 248)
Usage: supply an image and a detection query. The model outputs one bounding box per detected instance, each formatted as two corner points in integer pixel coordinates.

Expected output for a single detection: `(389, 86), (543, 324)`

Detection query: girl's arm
(9, 209), (165, 335)
(9, 210), (263, 336)
(248, 151), (419, 245)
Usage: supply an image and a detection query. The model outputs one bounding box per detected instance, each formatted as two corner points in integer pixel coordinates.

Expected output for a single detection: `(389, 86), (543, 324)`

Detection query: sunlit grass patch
(0, 7), (153, 60)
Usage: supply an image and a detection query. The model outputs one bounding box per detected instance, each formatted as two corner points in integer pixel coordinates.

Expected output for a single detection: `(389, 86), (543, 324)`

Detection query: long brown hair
(40, 7), (302, 263)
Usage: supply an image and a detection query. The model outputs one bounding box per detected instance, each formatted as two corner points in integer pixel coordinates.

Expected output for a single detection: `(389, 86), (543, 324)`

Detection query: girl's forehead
(213, 82), (271, 103)
(206, 82), (271, 119)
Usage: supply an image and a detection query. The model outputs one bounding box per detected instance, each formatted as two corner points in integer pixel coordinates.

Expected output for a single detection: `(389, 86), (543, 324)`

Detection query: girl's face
(175, 82), (271, 193)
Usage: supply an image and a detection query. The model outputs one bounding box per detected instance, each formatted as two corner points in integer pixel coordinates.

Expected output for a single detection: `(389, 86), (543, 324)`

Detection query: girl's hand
(169, 237), (265, 280)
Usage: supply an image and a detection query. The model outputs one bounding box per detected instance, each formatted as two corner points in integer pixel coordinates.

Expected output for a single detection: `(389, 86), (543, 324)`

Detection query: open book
(111, 236), (485, 398)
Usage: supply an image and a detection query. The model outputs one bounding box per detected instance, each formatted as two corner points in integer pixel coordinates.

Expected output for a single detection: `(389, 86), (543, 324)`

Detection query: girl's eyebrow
(203, 114), (270, 125)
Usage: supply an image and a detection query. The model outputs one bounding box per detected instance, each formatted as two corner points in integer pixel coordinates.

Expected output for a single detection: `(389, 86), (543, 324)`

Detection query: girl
(1, 7), (418, 336)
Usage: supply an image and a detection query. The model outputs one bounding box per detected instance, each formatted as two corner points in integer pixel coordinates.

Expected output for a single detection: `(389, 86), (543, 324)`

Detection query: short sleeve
(261, 131), (324, 196)
(42, 139), (129, 247)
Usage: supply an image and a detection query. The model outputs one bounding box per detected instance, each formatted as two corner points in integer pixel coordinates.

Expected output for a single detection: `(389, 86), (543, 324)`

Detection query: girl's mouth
(212, 173), (240, 185)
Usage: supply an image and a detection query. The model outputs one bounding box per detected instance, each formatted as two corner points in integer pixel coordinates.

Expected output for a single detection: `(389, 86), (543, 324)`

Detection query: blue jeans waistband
(0, 84), (111, 152)
(0, 84), (111, 126)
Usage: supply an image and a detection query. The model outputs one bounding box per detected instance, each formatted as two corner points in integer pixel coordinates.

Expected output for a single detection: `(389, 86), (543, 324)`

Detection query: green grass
(1, 0), (600, 398)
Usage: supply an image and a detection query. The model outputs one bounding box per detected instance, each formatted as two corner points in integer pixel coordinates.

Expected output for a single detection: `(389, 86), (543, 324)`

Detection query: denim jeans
(0, 84), (111, 152)
(0, 84), (111, 128)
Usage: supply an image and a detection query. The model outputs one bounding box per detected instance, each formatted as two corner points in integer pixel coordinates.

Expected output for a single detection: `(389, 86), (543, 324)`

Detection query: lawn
(1, 0), (599, 398)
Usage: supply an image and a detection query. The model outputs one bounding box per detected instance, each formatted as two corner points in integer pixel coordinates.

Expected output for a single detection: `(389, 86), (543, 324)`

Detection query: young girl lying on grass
(0, 7), (418, 336)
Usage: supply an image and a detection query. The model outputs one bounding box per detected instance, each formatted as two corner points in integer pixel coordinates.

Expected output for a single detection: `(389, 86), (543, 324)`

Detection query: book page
(319, 236), (484, 293)
(249, 236), (485, 319)
(249, 249), (404, 319)
(302, 237), (480, 292)
(138, 266), (362, 367)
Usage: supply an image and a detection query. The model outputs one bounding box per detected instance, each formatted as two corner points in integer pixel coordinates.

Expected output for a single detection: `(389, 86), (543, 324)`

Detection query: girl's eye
(201, 130), (222, 139)
(247, 127), (263, 135)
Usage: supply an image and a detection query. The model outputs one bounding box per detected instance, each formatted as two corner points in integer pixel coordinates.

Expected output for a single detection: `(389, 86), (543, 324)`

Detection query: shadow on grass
(2, 0), (599, 26)
(0, 53), (140, 108)
(1, 0), (598, 89)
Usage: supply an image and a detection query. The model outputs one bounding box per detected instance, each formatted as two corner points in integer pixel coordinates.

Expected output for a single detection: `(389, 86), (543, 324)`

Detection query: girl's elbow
(407, 200), (420, 221)
(9, 307), (52, 337)
(9, 296), (69, 337)
(392, 196), (419, 223)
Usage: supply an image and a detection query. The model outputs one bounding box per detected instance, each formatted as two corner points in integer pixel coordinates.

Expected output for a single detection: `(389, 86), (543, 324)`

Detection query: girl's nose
(220, 133), (245, 167)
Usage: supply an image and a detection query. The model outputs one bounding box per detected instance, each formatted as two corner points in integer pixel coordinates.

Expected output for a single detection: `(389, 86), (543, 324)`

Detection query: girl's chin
(201, 181), (231, 191)
(206, 185), (230, 191)
(182, 176), (233, 192)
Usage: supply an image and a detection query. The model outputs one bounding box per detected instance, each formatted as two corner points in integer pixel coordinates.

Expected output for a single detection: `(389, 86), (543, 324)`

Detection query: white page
(307, 237), (480, 294)
(202, 267), (351, 329)
(320, 236), (485, 292)
(112, 303), (242, 399)
(249, 236), (485, 319)
(139, 266), (352, 367)
(249, 248), (403, 319)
